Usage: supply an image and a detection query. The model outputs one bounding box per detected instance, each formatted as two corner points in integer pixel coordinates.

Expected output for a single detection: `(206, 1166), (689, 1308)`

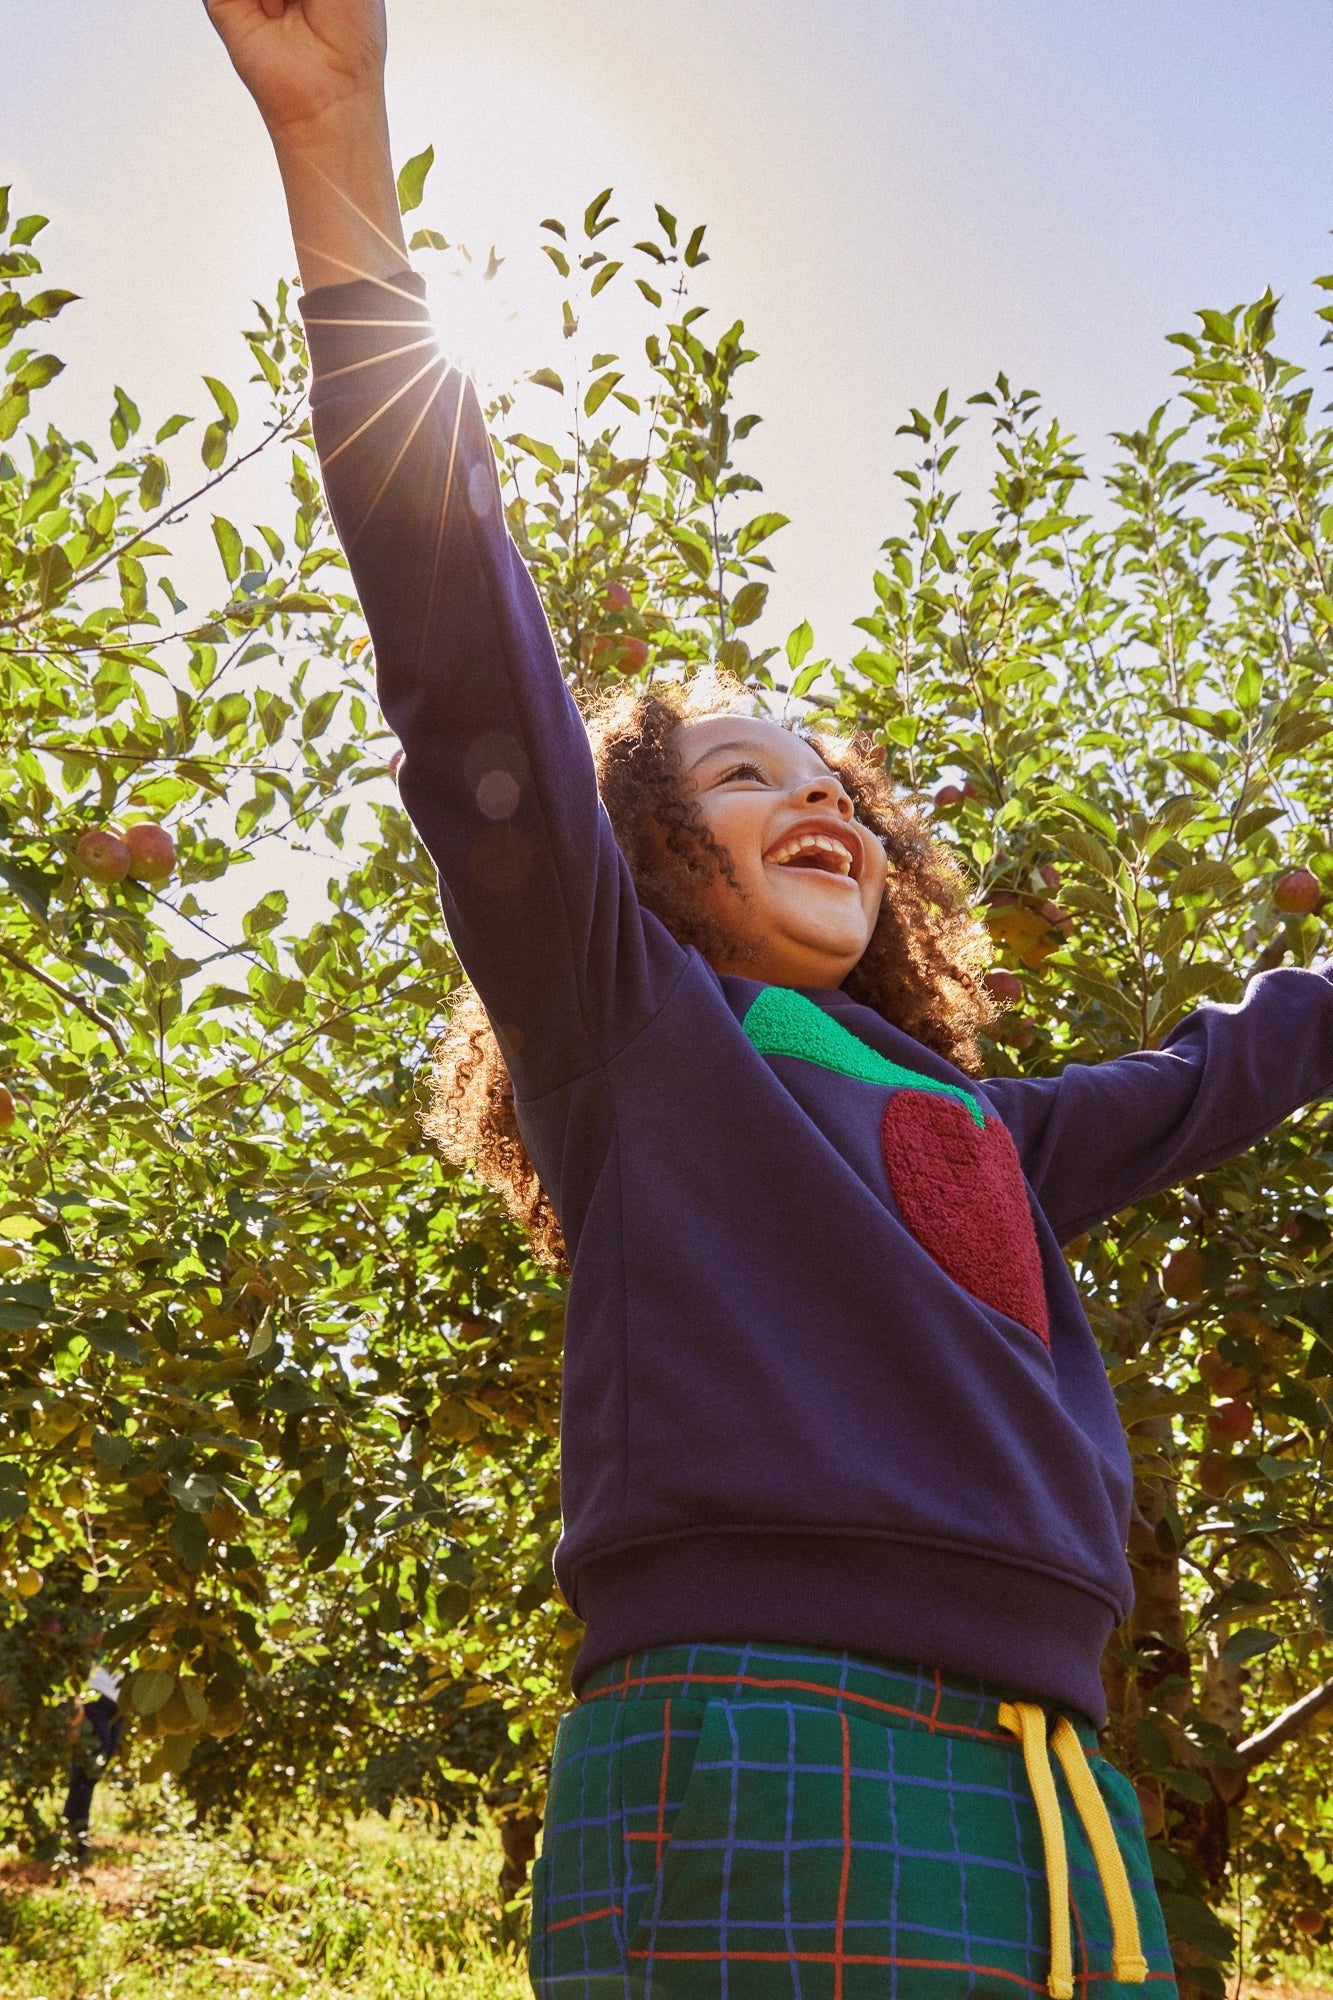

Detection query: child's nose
(796, 776), (854, 816)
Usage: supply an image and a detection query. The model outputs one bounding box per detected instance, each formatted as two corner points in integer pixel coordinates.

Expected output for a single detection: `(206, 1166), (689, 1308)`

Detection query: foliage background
(1, 157), (1332, 1992)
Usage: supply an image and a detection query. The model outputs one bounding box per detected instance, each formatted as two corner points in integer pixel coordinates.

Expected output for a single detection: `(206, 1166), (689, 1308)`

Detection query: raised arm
(204, 0), (685, 1096)
(205, 0), (407, 292)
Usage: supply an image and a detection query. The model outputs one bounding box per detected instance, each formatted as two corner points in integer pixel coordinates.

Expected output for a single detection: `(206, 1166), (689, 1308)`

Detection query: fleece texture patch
(882, 1091), (1050, 1344)
(741, 986), (985, 1126)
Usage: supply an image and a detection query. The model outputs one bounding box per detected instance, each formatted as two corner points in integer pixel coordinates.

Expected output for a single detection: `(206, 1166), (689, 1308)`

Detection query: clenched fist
(204, 0), (388, 138)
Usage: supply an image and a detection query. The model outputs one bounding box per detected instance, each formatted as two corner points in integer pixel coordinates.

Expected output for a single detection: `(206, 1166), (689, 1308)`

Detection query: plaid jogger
(530, 1642), (1178, 1999)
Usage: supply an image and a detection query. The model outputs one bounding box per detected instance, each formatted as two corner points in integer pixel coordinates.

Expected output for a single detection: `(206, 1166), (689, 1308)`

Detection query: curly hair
(422, 678), (994, 1269)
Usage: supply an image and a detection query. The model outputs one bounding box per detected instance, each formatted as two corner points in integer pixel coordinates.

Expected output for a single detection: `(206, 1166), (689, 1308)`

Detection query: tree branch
(0, 407), (303, 634)
(0, 941), (127, 1058)
(1236, 1674), (1333, 1768)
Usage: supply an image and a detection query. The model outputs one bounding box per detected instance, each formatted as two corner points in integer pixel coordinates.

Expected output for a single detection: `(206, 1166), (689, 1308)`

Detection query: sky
(6, 0), (1333, 659)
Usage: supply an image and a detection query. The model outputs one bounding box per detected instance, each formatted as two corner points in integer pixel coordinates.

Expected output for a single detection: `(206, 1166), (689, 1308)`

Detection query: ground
(0, 1786), (528, 2000)
(1, 1789), (1329, 2000)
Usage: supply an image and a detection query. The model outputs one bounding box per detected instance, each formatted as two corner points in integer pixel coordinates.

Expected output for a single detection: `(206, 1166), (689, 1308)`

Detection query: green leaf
(1055, 821), (1116, 878)
(528, 368), (564, 395)
(654, 204), (678, 247)
(201, 420), (229, 471)
(1219, 1626), (1281, 1663)
(1158, 1891), (1234, 1959)
(665, 524), (714, 582)
(509, 432), (563, 475)
(785, 620), (814, 671)
(583, 188), (616, 237)
(203, 375), (239, 429)
(396, 145), (435, 215)
(36, 539), (73, 610)
(212, 515), (243, 584)
(1046, 789), (1119, 843)
(409, 227), (449, 253)
(1197, 309), (1236, 347)
(730, 580), (768, 628)
(302, 688), (340, 741)
(737, 512), (790, 557)
(110, 384), (140, 449)
(590, 260), (622, 297)
(242, 890), (289, 940)
(131, 1670), (176, 1717)
(684, 223), (709, 267)
(584, 371), (623, 417)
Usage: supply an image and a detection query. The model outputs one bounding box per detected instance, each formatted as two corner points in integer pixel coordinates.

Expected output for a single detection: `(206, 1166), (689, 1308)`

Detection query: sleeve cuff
(298, 267), (430, 382)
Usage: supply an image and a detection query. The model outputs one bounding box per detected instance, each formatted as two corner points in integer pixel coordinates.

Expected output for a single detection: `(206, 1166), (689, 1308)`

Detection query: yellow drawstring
(1049, 1718), (1149, 1987)
(998, 1701), (1147, 1999)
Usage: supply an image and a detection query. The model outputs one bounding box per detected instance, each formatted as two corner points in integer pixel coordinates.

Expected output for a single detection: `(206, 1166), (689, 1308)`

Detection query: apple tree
(2, 156), (1333, 1988)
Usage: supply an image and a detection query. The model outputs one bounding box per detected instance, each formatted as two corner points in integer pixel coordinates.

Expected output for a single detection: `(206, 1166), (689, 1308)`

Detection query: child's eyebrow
(687, 739), (836, 784)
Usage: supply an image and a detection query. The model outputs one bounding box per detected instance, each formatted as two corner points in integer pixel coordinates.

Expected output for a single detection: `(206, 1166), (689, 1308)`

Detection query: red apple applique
(882, 1091), (1050, 1345)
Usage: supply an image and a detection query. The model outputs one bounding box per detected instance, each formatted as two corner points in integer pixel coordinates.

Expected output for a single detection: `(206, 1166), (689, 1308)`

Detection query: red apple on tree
(584, 632), (649, 672)
(934, 784), (965, 810)
(1207, 1398), (1255, 1443)
(1162, 1247), (1205, 1300)
(1273, 867), (1320, 915)
(602, 580), (634, 613)
(1198, 1451), (1234, 1500)
(985, 970), (1024, 1008)
(0, 1085), (14, 1132)
(1198, 1350), (1250, 1397)
(75, 826), (132, 883)
(124, 821), (176, 883)
(1293, 1908), (1325, 1939)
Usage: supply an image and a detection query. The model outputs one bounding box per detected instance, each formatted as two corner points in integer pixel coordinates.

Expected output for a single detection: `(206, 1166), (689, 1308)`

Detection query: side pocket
(618, 1696), (734, 1977)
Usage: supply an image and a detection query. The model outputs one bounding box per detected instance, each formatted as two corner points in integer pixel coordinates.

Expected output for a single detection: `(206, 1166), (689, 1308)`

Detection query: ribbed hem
(569, 1531), (1118, 1726)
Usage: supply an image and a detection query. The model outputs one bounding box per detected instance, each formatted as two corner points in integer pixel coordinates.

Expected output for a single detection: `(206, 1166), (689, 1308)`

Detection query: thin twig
(0, 940), (127, 1058)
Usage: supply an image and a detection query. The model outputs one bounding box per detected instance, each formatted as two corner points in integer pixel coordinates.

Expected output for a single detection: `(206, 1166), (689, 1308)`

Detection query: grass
(0, 1782), (529, 2000)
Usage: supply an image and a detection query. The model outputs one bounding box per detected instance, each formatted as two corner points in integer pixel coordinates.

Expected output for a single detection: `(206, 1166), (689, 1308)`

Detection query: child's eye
(718, 762), (767, 784)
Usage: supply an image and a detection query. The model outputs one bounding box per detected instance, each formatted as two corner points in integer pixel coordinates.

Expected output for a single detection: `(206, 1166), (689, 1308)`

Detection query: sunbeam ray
(315, 335), (437, 386)
(318, 351), (453, 473)
(415, 367), (472, 676)
(350, 356), (457, 548)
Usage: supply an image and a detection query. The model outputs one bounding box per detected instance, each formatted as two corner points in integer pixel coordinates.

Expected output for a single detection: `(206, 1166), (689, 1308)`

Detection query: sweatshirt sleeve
(298, 271), (685, 1097)
(980, 965), (1333, 1243)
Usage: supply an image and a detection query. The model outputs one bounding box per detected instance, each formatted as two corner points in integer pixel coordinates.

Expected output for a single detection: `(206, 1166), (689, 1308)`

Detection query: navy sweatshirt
(302, 272), (1333, 1724)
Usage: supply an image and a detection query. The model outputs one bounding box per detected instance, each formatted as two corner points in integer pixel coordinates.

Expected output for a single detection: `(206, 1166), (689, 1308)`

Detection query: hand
(204, 0), (388, 140)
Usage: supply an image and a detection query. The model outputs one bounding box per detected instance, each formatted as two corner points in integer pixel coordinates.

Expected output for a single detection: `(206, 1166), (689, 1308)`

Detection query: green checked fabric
(530, 1642), (1178, 1999)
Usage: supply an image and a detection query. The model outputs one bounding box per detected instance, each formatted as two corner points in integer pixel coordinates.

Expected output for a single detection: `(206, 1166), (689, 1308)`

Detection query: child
(207, 5), (1333, 1994)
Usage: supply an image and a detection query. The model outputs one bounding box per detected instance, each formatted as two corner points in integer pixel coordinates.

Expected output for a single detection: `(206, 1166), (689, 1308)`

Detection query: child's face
(673, 715), (888, 988)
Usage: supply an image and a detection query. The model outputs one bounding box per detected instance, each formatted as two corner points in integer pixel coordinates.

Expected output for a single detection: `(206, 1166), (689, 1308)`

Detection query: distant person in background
(64, 1661), (123, 1861)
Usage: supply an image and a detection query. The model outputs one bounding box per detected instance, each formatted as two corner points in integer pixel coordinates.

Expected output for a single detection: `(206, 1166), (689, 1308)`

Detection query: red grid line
(834, 1709), (852, 2000)
(545, 1903), (622, 1933)
(583, 1670), (1014, 1743)
(655, 1697), (673, 1867)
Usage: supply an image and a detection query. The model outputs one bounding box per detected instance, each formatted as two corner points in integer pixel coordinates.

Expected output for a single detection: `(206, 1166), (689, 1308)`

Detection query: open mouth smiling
(764, 828), (862, 880)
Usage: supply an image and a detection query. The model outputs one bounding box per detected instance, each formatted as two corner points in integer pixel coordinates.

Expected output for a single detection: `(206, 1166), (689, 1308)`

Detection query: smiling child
(206, 4), (1333, 1995)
